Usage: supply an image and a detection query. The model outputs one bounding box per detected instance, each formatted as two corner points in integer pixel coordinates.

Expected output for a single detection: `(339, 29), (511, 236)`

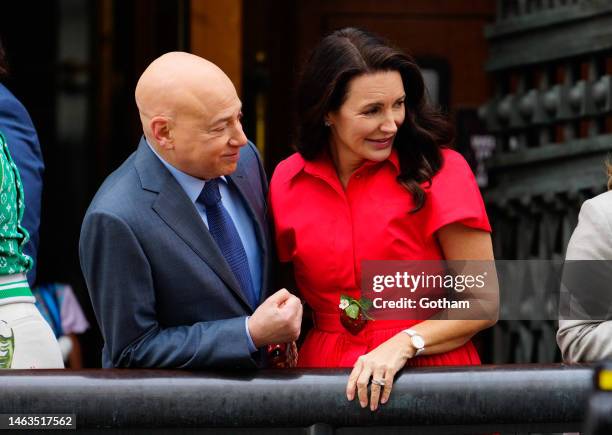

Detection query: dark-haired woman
(269, 28), (496, 410)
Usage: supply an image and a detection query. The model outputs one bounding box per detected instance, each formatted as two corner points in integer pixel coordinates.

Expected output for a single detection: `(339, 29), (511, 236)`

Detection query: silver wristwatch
(402, 329), (425, 356)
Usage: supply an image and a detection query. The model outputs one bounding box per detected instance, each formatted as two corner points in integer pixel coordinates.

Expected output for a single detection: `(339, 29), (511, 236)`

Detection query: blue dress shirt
(146, 140), (260, 353)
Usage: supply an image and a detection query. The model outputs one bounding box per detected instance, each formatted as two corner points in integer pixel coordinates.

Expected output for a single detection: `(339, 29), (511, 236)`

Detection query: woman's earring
(324, 120), (331, 127)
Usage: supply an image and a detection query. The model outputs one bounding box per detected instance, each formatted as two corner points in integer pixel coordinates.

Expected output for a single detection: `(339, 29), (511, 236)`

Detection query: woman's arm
(346, 223), (497, 411)
(409, 223), (497, 353)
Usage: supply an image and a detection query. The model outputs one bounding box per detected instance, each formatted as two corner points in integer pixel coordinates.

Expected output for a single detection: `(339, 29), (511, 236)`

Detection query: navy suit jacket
(79, 138), (272, 368)
(0, 83), (44, 286)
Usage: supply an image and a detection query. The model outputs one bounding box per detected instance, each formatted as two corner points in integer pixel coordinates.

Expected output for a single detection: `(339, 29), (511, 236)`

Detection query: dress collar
(300, 147), (400, 181)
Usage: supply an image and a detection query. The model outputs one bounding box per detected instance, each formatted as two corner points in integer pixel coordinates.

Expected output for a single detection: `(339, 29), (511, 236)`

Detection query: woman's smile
(366, 136), (395, 149)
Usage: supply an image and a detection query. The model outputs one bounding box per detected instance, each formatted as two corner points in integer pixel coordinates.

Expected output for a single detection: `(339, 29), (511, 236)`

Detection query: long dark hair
(295, 27), (453, 212)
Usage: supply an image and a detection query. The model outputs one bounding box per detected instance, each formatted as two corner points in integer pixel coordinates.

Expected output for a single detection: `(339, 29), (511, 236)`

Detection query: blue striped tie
(198, 179), (257, 308)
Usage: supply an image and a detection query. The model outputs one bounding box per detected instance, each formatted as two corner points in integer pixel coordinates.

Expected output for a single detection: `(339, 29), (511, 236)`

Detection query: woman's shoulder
(566, 190), (612, 260)
(429, 147), (474, 187)
(439, 148), (470, 171)
(270, 152), (305, 187)
(575, 190), (612, 236)
(582, 190), (612, 216)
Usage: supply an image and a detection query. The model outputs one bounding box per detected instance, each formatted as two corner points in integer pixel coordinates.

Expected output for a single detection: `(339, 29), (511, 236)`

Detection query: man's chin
(219, 162), (239, 176)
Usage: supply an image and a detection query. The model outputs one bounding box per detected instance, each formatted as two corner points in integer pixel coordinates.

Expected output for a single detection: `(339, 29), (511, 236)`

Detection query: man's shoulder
(85, 151), (146, 220)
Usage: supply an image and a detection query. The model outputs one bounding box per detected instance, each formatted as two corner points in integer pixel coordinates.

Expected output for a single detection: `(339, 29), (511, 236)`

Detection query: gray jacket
(557, 190), (612, 362)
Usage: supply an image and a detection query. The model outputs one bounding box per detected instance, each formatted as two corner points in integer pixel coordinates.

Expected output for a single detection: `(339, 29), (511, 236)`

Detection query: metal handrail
(0, 364), (593, 432)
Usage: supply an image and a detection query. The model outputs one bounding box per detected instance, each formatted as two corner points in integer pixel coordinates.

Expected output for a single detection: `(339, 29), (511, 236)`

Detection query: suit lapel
(135, 139), (253, 310)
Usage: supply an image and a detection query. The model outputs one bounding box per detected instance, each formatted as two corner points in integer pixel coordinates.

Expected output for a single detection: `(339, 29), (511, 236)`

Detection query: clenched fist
(247, 289), (303, 347)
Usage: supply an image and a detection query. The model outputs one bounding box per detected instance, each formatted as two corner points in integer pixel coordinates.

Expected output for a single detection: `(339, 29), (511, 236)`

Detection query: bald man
(79, 52), (302, 368)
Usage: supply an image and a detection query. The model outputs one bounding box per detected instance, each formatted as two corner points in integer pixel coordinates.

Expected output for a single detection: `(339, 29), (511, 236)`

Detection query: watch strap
(402, 328), (425, 356)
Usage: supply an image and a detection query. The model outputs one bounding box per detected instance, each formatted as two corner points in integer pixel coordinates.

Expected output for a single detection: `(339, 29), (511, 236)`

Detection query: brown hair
(295, 27), (453, 212)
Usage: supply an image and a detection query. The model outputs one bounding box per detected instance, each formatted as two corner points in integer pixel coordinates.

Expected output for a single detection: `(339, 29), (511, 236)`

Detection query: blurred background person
(31, 283), (89, 368)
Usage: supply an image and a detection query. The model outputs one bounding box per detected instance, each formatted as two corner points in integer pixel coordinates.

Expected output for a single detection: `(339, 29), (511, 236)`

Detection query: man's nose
(229, 123), (248, 147)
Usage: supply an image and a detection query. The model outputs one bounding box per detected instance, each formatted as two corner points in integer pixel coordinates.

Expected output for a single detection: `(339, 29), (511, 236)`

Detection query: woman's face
(327, 70), (406, 170)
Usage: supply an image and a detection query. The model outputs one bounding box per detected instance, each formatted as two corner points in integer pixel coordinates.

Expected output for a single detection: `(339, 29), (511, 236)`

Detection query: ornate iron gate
(480, 0), (612, 363)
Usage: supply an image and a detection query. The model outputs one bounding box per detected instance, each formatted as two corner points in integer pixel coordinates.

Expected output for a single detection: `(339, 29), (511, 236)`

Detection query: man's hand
(248, 289), (303, 347)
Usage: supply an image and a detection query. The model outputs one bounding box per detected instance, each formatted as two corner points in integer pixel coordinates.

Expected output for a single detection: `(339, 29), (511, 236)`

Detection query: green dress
(0, 131), (33, 301)
(0, 131), (34, 368)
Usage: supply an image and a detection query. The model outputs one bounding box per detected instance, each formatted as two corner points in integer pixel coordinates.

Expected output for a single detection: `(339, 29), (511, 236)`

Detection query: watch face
(412, 335), (425, 349)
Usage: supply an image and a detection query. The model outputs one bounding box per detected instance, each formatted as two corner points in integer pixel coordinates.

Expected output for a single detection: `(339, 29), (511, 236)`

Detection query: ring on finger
(371, 378), (385, 386)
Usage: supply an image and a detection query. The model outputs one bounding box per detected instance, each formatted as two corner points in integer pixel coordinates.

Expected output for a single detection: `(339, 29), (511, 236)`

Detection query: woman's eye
(363, 108), (379, 115)
(394, 100), (405, 108)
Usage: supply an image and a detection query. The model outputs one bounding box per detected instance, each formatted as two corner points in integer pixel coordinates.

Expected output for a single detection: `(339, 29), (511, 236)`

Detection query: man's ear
(150, 116), (173, 149)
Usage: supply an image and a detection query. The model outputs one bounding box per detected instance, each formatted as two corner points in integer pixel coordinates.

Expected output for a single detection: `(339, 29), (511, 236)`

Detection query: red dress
(269, 148), (491, 368)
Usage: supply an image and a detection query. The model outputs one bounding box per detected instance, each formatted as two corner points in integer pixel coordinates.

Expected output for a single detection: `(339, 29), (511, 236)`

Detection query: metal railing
(0, 364), (594, 433)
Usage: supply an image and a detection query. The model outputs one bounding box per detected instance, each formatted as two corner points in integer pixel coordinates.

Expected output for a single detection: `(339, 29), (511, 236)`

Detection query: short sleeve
(269, 159), (298, 263)
(422, 149), (491, 238)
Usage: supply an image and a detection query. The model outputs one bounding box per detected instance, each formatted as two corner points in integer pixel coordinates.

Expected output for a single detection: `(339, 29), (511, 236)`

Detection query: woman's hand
(346, 332), (414, 411)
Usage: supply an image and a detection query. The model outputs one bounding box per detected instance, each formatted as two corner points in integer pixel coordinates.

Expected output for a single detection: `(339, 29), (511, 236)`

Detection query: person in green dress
(0, 131), (62, 368)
